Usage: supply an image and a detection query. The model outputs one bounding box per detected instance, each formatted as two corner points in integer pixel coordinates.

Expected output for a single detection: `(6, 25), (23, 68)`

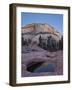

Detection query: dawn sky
(21, 12), (63, 34)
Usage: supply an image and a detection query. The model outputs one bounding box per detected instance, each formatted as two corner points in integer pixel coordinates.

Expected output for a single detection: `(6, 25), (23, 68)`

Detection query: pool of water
(33, 63), (56, 73)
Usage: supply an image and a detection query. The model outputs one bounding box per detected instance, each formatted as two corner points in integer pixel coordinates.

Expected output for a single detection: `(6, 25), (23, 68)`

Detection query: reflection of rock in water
(27, 61), (44, 72)
(26, 61), (56, 73)
(34, 63), (56, 73)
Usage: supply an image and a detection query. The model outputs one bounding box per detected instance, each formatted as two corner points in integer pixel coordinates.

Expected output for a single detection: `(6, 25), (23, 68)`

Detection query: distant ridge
(22, 23), (62, 39)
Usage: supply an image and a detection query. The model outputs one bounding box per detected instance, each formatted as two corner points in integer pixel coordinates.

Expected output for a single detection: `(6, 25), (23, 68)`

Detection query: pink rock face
(22, 23), (62, 39)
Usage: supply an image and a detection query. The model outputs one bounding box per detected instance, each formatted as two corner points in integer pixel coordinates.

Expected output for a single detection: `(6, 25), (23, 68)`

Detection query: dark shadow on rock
(27, 61), (44, 72)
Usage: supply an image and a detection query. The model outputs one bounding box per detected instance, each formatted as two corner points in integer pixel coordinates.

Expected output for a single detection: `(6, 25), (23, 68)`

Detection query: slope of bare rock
(21, 50), (63, 77)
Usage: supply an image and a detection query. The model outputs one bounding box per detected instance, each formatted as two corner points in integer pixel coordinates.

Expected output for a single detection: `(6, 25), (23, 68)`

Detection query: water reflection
(27, 62), (56, 73)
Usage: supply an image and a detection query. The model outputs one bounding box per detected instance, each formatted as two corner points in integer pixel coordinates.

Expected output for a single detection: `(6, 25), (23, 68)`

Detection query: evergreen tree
(59, 36), (63, 50)
(42, 40), (47, 50)
(51, 38), (56, 51)
(22, 36), (25, 46)
(21, 36), (28, 46)
(28, 39), (31, 44)
(39, 35), (42, 47)
(47, 36), (52, 51)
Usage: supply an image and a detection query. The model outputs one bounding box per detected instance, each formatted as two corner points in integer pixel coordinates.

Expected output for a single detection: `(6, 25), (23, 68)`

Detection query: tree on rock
(39, 35), (42, 47)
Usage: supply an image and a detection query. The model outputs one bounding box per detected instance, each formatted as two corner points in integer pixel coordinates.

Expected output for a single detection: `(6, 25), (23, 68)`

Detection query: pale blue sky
(21, 12), (63, 34)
